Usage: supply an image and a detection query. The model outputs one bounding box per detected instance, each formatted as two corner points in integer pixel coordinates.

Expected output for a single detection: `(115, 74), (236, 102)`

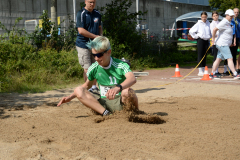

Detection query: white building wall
(0, 0), (210, 35)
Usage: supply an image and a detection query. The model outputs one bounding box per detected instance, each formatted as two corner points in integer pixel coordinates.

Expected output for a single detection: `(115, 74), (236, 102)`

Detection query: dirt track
(1, 67), (240, 160)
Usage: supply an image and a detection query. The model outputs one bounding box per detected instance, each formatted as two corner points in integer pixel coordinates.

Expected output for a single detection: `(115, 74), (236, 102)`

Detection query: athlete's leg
(74, 86), (105, 114)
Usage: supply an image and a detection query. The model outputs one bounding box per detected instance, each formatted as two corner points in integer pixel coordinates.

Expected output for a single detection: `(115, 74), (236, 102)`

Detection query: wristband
(116, 84), (123, 92)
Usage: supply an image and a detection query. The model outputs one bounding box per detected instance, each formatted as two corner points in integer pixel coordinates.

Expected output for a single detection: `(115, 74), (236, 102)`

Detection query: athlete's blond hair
(86, 36), (111, 51)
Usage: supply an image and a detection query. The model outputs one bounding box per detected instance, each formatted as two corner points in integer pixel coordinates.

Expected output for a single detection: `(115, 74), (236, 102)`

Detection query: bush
(0, 41), (83, 93)
(28, 10), (77, 51)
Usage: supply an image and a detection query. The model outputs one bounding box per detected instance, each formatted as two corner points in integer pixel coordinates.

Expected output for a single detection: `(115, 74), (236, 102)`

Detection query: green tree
(30, 10), (65, 51)
(98, 0), (147, 58)
(209, 0), (240, 13)
(39, 10), (52, 40)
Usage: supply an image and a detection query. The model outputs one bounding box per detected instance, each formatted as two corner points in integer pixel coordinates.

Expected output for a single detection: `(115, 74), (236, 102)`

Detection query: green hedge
(0, 41), (83, 93)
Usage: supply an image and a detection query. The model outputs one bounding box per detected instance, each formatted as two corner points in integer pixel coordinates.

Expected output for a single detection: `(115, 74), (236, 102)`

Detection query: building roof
(171, 11), (224, 37)
(165, 0), (209, 6)
(176, 11), (223, 22)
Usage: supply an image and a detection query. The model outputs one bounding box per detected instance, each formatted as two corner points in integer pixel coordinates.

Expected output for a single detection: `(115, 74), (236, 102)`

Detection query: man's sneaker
(223, 71), (232, 76)
(215, 72), (222, 76)
(88, 87), (100, 94)
(198, 72), (204, 76)
(236, 69), (240, 74)
(233, 73), (240, 79)
(210, 73), (221, 79)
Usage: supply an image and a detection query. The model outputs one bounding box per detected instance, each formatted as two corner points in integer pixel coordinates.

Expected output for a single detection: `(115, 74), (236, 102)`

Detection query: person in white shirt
(211, 9), (240, 79)
(223, 8), (240, 76)
(210, 11), (221, 75)
(189, 12), (211, 76)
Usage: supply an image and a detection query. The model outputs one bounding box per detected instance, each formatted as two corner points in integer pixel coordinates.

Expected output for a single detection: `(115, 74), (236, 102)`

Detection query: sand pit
(1, 76), (240, 159)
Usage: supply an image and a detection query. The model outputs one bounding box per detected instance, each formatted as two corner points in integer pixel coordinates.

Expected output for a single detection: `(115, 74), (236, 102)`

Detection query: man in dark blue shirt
(230, 8), (240, 73)
(231, 8), (240, 74)
(76, 0), (102, 92)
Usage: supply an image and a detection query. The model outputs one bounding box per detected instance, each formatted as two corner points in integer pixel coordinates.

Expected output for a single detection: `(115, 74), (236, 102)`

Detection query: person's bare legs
(212, 58), (237, 74)
(74, 86), (105, 114)
(212, 58), (222, 73)
(227, 58), (237, 73)
(121, 88), (138, 109)
(237, 56), (240, 70)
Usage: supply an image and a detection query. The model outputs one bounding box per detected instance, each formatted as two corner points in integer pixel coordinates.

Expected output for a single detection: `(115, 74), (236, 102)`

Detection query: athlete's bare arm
(57, 79), (94, 106)
(105, 72), (136, 100)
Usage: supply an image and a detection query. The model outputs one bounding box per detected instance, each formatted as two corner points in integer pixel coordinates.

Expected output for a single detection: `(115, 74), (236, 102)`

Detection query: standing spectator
(189, 12), (211, 76)
(210, 11), (220, 75)
(223, 8), (240, 75)
(232, 8), (240, 74)
(76, 0), (102, 92)
(211, 9), (240, 79)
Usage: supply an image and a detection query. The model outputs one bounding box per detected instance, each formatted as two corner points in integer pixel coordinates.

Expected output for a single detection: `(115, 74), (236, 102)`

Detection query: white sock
(198, 68), (203, 73)
(201, 67), (205, 72)
(212, 66), (219, 73)
(224, 65), (228, 73)
(233, 71), (237, 76)
(102, 109), (110, 116)
(213, 71), (217, 74)
(92, 85), (97, 89)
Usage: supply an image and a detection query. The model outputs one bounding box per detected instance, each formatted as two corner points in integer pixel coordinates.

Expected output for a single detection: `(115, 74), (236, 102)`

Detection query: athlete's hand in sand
(105, 87), (120, 100)
(57, 97), (72, 106)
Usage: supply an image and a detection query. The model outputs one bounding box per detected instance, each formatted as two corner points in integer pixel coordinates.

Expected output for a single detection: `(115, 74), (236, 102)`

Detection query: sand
(1, 68), (240, 160)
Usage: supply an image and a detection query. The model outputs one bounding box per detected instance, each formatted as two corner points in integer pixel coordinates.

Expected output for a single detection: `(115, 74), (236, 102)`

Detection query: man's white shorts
(76, 46), (95, 69)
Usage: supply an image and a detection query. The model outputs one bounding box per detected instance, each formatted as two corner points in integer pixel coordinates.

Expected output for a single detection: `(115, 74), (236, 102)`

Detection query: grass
(178, 46), (197, 51)
(143, 54), (216, 71)
(8, 78), (84, 94)
(1, 73), (84, 94)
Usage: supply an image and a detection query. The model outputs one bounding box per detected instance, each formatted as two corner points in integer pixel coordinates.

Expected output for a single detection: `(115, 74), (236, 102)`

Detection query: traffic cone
(201, 66), (212, 81)
(172, 64), (183, 77)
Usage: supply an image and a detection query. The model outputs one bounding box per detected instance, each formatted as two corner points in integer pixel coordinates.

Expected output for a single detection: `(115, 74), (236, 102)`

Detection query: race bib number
(99, 85), (119, 97)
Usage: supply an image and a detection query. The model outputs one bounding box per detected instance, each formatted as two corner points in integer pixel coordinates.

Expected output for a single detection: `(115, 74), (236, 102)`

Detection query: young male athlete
(57, 36), (139, 116)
